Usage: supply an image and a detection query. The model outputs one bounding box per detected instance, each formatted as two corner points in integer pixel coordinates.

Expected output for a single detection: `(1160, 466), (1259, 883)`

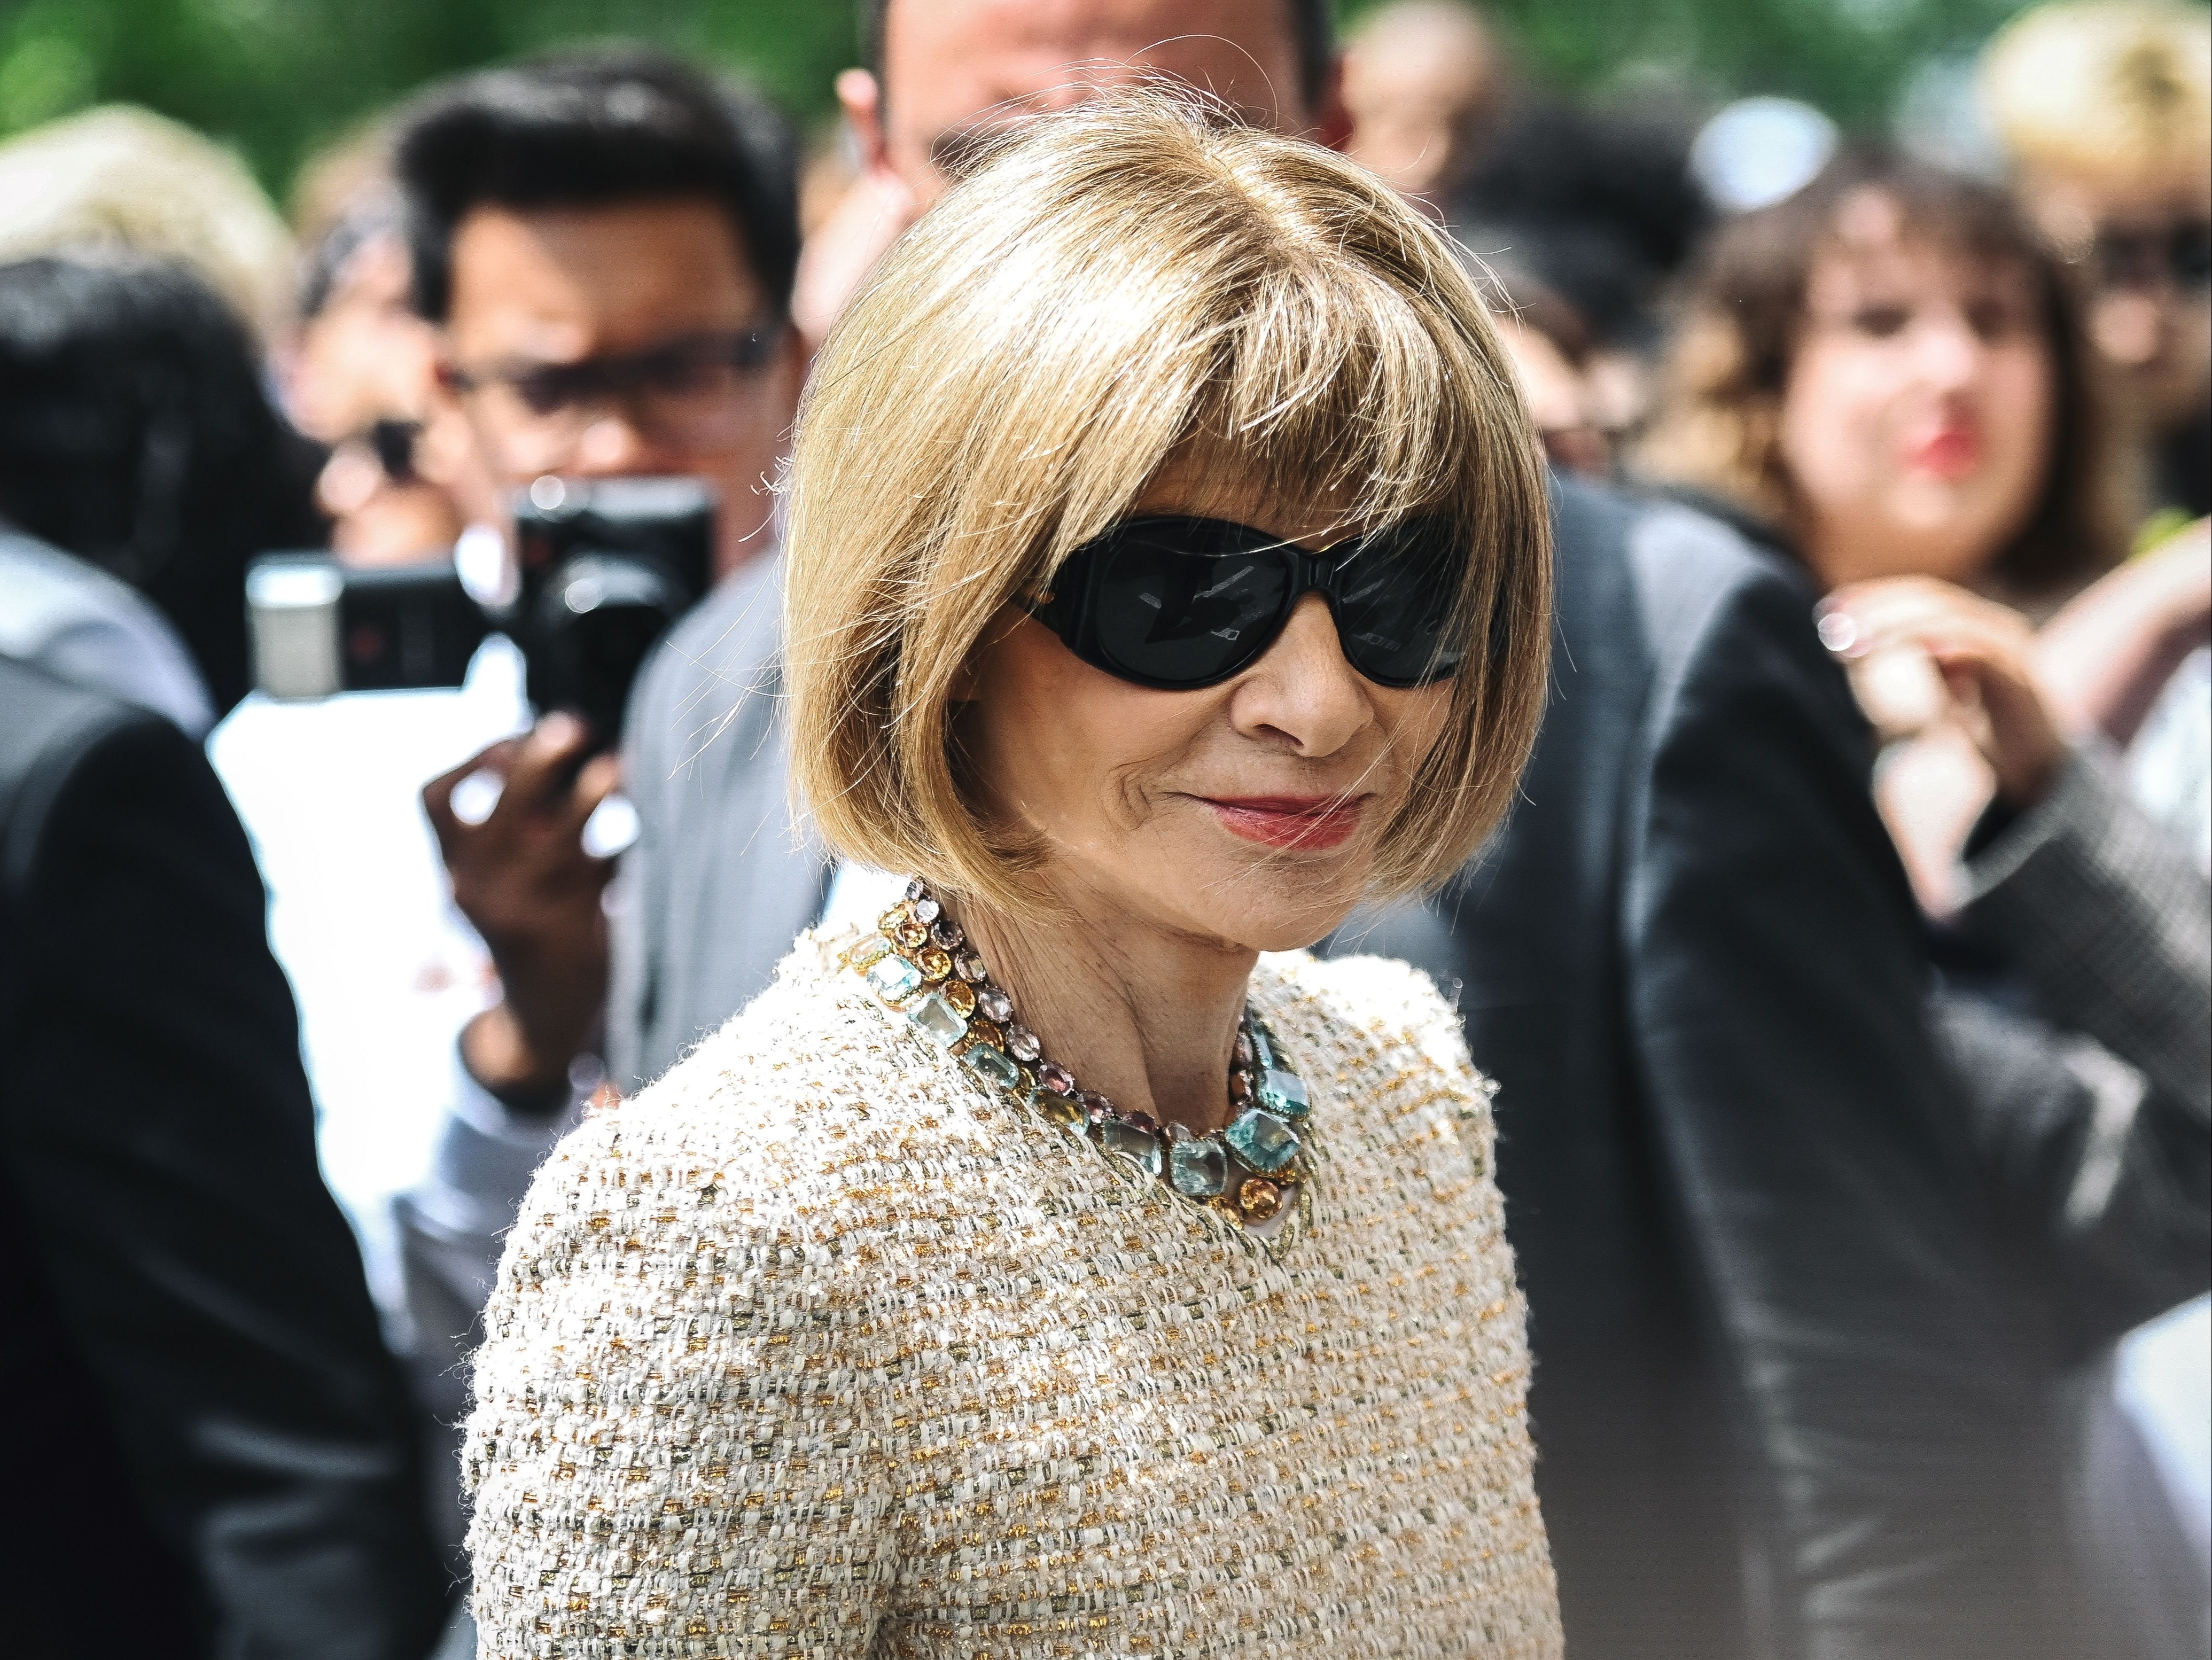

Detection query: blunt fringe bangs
(784, 93), (1551, 916)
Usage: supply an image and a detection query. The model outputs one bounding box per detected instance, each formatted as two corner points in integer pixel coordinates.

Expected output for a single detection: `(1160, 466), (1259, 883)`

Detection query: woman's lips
(1904, 424), (1982, 480)
(1201, 796), (1367, 850)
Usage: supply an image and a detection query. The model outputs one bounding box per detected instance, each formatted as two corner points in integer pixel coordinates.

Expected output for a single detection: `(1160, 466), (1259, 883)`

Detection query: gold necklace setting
(842, 878), (1312, 1227)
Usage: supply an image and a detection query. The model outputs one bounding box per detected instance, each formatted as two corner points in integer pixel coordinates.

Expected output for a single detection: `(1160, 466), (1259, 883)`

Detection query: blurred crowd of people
(0, 1), (2206, 1656)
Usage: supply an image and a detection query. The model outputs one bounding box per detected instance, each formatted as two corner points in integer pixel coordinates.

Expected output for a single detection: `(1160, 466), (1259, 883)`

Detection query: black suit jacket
(1335, 480), (2074, 1660)
(0, 658), (448, 1657)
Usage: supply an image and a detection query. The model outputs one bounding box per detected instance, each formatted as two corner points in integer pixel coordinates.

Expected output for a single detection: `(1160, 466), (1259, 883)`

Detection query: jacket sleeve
(6, 710), (449, 1658)
(1959, 746), (2211, 1124)
(1945, 749), (2212, 1351)
(1621, 559), (2074, 1660)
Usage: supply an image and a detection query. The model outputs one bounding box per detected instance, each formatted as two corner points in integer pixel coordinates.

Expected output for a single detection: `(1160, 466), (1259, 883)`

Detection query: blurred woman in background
(1643, 147), (2211, 1655)
(1637, 149), (2190, 899)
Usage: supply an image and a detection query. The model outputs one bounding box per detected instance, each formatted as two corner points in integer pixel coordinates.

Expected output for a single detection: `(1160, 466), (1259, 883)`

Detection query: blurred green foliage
(0, 0), (2031, 203)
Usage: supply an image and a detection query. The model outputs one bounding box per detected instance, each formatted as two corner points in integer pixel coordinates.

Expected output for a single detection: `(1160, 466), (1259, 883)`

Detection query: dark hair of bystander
(394, 48), (799, 326)
(0, 256), (325, 713)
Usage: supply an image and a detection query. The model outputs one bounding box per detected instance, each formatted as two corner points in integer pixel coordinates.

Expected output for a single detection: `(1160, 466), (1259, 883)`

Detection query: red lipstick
(1201, 796), (1367, 850)
(1905, 422), (1982, 480)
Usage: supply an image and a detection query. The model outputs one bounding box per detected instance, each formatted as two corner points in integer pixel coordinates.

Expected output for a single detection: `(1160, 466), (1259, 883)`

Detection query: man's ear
(838, 68), (893, 177)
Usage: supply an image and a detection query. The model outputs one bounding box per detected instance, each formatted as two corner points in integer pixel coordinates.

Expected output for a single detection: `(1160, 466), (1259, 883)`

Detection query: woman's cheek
(1983, 343), (2057, 495)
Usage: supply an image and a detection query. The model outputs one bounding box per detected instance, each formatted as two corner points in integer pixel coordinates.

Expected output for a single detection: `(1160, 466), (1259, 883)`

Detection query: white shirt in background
(207, 635), (530, 1330)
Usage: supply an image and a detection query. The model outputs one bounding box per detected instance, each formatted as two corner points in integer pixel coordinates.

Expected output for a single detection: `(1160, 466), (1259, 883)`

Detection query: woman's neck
(955, 877), (1256, 1136)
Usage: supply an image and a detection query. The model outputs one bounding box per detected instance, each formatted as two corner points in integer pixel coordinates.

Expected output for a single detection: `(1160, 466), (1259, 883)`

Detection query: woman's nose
(1913, 311), (1984, 390)
(1230, 593), (1375, 757)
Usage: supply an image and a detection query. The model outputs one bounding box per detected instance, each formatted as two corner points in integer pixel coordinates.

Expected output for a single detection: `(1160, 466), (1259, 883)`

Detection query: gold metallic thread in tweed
(463, 934), (1560, 1657)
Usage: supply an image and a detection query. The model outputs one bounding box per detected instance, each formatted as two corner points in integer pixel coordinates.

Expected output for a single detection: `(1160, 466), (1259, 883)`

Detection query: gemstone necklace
(841, 877), (1312, 1228)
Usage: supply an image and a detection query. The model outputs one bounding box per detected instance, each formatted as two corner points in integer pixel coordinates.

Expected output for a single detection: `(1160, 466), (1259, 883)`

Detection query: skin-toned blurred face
(1781, 189), (2055, 591)
(790, 0), (1347, 345)
(856, 0), (1341, 207)
(1342, 0), (1500, 203)
(2019, 163), (2212, 434)
(428, 199), (804, 578)
(957, 457), (1454, 953)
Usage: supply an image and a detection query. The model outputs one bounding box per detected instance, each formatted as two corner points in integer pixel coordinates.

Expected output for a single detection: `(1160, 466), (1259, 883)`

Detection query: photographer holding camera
(399, 50), (803, 1108)
(367, 49), (804, 1565)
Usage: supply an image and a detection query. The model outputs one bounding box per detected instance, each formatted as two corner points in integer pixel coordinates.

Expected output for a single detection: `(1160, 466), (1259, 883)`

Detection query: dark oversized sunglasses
(1025, 514), (1470, 691)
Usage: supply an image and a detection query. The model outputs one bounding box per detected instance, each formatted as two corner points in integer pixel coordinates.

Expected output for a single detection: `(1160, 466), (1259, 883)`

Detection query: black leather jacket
(0, 658), (449, 1657)
(1336, 479), (2077, 1660)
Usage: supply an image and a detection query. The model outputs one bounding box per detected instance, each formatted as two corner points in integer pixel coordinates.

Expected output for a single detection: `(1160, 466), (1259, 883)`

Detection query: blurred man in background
(373, 50), (805, 1584)
(283, 126), (470, 564)
(1341, 0), (1508, 208)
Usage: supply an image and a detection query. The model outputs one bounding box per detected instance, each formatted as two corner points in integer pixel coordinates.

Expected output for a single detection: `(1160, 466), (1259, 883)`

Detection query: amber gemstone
(916, 946), (953, 981)
(876, 905), (912, 934)
(941, 979), (977, 1016)
(843, 932), (892, 969)
(894, 918), (930, 950)
(967, 1018), (1005, 1053)
(1238, 1178), (1282, 1221)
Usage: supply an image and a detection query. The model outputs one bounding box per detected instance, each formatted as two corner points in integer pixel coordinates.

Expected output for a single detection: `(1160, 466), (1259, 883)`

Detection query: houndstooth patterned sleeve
(1961, 746), (2211, 1123)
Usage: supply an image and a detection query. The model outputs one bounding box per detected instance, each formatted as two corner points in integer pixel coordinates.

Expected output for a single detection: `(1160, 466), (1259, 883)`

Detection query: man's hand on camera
(424, 712), (619, 1110)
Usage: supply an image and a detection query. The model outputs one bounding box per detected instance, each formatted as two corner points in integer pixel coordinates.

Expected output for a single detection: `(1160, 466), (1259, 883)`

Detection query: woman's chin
(1182, 868), (1371, 955)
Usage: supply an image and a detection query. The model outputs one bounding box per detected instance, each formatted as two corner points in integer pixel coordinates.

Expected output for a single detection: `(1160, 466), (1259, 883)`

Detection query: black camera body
(248, 476), (714, 743)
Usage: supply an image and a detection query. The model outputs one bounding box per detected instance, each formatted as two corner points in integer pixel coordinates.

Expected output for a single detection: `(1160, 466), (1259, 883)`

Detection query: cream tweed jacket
(464, 930), (1561, 1657)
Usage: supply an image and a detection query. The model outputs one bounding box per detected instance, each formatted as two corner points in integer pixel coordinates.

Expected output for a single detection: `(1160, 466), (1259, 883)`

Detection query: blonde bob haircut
(785, 93), (1551, 916)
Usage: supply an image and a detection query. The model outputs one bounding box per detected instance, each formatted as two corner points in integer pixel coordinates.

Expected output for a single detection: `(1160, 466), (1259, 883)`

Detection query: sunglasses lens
(1091, 519), (1291, 686)
(1332, 518), (1466, 685)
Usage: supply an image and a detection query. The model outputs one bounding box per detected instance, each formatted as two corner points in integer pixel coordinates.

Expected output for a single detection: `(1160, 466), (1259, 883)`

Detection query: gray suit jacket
(607, 552), (828, 1092)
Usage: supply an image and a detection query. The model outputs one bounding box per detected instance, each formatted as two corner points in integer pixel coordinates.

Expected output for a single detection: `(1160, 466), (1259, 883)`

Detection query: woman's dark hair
(394, 48), (799, 324)
(0, 258), (325, 714)
(1639, 147), (2124, 597)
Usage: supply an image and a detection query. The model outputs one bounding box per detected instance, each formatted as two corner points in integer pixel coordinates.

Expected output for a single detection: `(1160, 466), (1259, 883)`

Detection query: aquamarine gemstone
(866, 954), (922, 1003)
(1249, 1023), (1275, 1070)
(906, 992), (967, 1048)
(1257, 1067), (1309, 1120)
(1224, 1108), (1299, 1173)
(845, 932), (892, 968)
(1095, 1119), (1163, 1176)
(1169, 1136), (1228, 1196)
(961, 1042), (1022, 1090)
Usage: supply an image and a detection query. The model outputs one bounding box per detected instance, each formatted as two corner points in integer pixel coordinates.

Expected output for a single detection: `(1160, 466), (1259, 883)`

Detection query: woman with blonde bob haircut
(463, 95), (1561, 1656)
